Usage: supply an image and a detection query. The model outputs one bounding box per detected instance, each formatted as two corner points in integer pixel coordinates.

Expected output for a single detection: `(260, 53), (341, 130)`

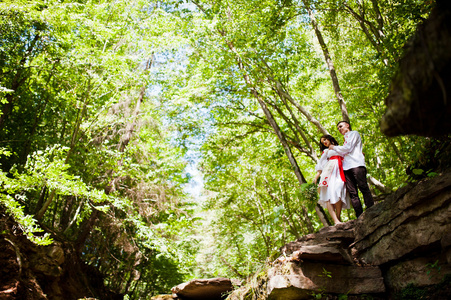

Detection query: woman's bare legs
(326, 201), (341, 224)
(334, 200), (343, 222)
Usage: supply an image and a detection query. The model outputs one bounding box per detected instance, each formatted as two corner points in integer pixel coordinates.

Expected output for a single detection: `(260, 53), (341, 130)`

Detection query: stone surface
(172, 278), (236, 300)
(442, 233), (451, 264)
(289, 242), (354, 265)
(30, 256), (64, 278)
(225, 286), (251, 300)
(46, 244), (65, 265)
(0, 207), (122, 300)
(381, 0), (451, 136)
(227, 171), (451, 300)
(280, 221), (356, 266)
(352, 172), (451, 266)
(281, 220), (356, 265)
(151, 295), (176, 300)
(266, 262), (384, 299)
(227, 219), (385, 299)
(385, 255), (451, 292)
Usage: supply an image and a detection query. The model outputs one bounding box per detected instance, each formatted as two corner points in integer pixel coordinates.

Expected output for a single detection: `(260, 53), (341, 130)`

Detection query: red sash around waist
(329, 156), (346, 182)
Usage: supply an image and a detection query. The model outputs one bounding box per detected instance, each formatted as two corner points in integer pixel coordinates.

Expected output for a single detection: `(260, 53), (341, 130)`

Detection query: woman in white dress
(313, 135), (349, 225)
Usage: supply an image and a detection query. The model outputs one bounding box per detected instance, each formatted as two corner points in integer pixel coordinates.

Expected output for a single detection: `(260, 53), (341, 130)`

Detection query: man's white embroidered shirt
(332, 131), (366, 170)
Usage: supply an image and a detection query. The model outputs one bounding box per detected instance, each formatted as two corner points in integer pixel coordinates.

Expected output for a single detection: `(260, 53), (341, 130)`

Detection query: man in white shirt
(329, 121), (374, 217)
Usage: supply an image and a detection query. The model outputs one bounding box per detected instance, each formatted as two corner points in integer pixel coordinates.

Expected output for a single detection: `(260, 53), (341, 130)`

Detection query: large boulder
(352, 172), (451, 266)
(281, 221), (356, 265)
(350, 172), (451, 293)
(385, 256), (451, 291)
(266, 262), (384, 299)
(151, 295), (176, 300)
(228, 220), (385, 299)
(227, 171), (451, 299)
(381, 0), (451, 136)
(172, 278), (237, 300)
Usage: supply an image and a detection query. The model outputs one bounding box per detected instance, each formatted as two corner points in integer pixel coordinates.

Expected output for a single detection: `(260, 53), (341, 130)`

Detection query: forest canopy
(0, 0), (439, 298)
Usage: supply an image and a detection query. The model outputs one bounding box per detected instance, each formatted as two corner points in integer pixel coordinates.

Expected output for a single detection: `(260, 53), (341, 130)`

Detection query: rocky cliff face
(381, 0), (451, 137)
(0, 209), (121, 300)
(226, 171), (451, 299)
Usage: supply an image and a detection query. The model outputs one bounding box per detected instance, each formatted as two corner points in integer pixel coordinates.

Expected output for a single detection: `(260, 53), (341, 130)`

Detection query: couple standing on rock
(313, 121), (374, 225)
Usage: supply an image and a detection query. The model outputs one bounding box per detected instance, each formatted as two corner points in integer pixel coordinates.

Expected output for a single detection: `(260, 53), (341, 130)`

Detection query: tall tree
(303, 0), (350, 123)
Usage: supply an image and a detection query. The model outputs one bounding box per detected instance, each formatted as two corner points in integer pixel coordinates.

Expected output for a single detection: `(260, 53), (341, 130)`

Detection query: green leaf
(412, 169), (424, 175)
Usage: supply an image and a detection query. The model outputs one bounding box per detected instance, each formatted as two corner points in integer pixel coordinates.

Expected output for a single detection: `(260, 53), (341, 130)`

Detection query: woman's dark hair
(319, 134), (339, 151)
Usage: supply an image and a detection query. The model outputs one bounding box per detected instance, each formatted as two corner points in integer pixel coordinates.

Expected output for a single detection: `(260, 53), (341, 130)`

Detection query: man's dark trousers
(344, 166), (374, 217)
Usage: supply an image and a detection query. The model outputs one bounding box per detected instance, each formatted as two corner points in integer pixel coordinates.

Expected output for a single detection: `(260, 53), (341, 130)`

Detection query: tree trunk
(123, 257), (139, 295)
(257, 57), (329, 135)
(221, 34), (308, 185)
(51, 194), (59, 228)
(20, 72), (54, 165)
(315, 204), (331, 227)
(218, 27), (331, 226)
(60, 195), (75, 231)
(36, 80), (91, 221)
(343, 3), (389, 65)
(266, 99), (318, 161)
(36, 190), (56, 221)
(75, 209), (99, 253)
(277, 93), (318, 160)
(368, 175), (391, 194)
(0, 34), (41, 132)
(63, 197), (85, 235)
(34, 186), (48, 215)
(301, 205), (315, 232)
(75, 57), (153, 253)
(118, 56), (154, 152)
(258, 96), (308, 184)
(272, 80), (329, 135)
(304, 2), (350, 123)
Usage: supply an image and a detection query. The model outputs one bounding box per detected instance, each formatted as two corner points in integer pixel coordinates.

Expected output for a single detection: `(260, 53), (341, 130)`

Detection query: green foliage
(426, 259), (442, 279)
(159, 0), (438, 282)
(338, 294), (349, 300)
(0, 196), (52, 245)
(398, 283), (428, 300)
(318, 267), (332, 279)
(310, 287), (328, 300)
(0, 0), (442, 297)
(188, 130), (322, 278)
(0, 0), (197, 297)
(299, 183), (319, 211)
(406, 138), (451, 182)
(0, 148), (52, 245)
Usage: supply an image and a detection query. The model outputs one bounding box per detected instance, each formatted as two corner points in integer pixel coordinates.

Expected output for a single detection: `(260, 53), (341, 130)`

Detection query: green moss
(398, 283), (427, 300)
(397, 274), (451, 300)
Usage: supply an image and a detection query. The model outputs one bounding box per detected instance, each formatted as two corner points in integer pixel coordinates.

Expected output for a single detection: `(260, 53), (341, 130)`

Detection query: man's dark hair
(337, 120), (352, 131)
(319, 134), (339, 151)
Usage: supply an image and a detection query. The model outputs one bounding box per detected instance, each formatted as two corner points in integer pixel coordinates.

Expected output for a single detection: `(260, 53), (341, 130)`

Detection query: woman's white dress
(315, 149), (350, 209)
